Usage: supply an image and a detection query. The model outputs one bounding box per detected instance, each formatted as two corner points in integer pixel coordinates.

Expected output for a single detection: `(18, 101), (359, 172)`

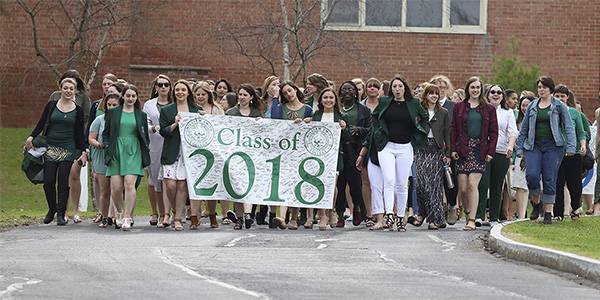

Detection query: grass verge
(502, 217), (600, 260)
(0, 128), (152, 230)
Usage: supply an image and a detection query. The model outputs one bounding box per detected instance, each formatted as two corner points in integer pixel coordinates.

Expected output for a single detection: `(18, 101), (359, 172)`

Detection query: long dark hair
(387, 75), (413, 100)
(171, 80), (196, 108)
(238, 83), (263, 111)
(516, 95), (535, 124)
(120, 84), (141, 109)
(279, 81), (305, 104)
(317, 87), (340, 112)
(215, 79), (233, 93)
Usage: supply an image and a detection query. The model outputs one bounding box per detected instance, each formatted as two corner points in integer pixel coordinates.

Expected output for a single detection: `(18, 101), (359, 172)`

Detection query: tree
(490, 39), (540, 93)
(216, 0), (346, 84)
(15, 0), (141, 87)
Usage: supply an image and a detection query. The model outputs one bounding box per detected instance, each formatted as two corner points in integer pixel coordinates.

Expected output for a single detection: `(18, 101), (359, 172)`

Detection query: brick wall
(1, 0), (599, 127)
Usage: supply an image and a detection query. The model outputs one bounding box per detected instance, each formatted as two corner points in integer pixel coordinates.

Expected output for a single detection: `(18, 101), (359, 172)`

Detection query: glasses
(489, 90), (502, 95)
(367, 84), (381, 89)
(156, 82), (170, 88)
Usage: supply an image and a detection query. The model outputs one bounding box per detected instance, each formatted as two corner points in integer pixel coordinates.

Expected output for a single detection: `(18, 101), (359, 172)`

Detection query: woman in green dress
(26, 78), (86, 226)
(103, 85), (150, 231)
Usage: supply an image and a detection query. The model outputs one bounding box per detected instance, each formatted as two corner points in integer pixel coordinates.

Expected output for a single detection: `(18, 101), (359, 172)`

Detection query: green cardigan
(159, 102), (200, 165)
(365, 96), (429, 151)
(102, 106), (150, 169)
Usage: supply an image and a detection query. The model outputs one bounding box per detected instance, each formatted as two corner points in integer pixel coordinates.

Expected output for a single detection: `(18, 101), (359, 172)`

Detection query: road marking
(317, 243), (327, 249)
(375, 250), (536, 299)
(314, 238), (338, 242)
(427, 234), (457, 252)
(0, 277), (42, 297)
(156, 248), (269, 299)
(223, 234), (256, 247)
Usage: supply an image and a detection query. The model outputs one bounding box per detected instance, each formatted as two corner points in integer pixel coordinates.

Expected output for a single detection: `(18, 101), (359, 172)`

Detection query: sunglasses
(489, 90), (502, 95)
(156, 82), (170, 88)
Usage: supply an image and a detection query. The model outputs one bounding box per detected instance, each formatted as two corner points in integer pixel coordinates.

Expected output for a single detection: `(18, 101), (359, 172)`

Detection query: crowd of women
(25, 69), (600, 232)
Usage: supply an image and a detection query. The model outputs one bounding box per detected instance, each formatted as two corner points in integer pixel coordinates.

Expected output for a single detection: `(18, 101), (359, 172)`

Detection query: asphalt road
(1, 218), (599, 299)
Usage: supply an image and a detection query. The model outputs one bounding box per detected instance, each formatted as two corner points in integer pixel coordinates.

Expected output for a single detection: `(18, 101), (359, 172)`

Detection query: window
(324, 0), (487, 34)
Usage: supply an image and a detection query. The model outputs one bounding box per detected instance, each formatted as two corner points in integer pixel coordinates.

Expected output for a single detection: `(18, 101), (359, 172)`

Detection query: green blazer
(429, 106), (452, 157)
(102, 106), (150, 169)
(312, 110), (347, 172)
(364, 96), (429, 159)
(159, 102), (200, 165)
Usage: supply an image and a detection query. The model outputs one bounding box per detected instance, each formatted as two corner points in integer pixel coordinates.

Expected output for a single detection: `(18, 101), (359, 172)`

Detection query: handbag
(22, 149), (45, 184)
(582, 147), (594, 171)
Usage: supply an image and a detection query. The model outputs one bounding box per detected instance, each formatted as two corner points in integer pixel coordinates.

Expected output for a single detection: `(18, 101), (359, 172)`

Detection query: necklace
(342, 103), (355, 112)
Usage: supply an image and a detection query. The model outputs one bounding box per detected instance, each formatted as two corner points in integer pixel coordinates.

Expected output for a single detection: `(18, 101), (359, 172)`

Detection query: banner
(179, 112), (341, 209)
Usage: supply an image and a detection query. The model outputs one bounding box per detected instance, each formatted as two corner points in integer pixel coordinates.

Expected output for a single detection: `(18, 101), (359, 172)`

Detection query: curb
(488, 220), (600, 284)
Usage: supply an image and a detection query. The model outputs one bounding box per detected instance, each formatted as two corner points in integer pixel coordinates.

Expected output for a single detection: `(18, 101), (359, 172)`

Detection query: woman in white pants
(357, 75), (429, 231)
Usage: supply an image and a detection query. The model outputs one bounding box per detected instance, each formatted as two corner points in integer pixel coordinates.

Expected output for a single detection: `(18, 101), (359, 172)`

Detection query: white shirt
(495, 106), (519, 154)
(321, 111), (334, 123)
(427, 110), (435, 138)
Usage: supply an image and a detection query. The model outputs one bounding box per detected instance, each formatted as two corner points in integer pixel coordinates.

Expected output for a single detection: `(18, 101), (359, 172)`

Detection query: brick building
(1, 0), (599, 127)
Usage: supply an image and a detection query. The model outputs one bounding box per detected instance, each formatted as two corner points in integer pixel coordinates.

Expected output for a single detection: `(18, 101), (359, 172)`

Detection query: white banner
(179, 112), (341, 209)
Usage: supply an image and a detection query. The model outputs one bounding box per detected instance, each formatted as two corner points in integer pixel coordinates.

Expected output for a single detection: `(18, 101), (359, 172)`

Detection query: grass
(0, 128), (153, 229)
(503, 217), (600, 260)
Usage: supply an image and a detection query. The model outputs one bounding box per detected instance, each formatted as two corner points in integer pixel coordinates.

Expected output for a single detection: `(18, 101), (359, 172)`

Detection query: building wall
(1, 0), (599, 127)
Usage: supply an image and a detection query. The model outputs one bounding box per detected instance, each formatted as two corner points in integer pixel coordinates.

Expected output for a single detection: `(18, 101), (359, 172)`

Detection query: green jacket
(567, 107), (585, 154)
(102, 106), (150, 169)
(363, 96), (428, 165)
(159, 102), (200, 165)
(428, 106), (452, 157)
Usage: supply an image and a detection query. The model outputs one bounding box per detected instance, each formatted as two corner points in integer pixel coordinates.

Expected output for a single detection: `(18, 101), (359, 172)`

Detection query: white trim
(323, 0), (487, 35)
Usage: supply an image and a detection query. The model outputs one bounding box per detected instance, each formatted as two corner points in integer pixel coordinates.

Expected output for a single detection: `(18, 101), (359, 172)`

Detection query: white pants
(368, 160), (385, 215)
(378, 142), (414, 217)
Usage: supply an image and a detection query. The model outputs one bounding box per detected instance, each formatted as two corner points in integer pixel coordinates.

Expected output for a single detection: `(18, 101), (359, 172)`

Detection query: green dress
(45, 108), (78, 162)
(106, 111), (144, 176)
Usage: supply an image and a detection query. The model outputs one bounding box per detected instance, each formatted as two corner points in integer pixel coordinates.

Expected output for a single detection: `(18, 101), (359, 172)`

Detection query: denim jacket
(515, 97), (576, 155)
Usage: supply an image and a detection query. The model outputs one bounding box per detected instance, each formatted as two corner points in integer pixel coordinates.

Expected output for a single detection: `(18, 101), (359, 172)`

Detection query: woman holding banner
(270, 81), (313, 229)
(309, 87), (347, 230)
(225, 83), (264, 230)
(159, 80), (200, 231)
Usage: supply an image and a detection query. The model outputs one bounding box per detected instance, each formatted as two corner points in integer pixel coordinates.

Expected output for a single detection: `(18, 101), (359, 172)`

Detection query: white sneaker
(475, 218), (483, 227)
(121, 218), (131, 231)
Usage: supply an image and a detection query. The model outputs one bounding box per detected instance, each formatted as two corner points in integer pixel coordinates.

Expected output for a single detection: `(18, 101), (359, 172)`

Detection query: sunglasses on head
(489, 90), (502, 95)
(156, 82), (170, 88)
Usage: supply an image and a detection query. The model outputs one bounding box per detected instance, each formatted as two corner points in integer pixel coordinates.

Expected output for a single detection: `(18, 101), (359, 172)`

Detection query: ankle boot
(530, 202), (543, 220)
(542, 212), (553, 224)
(43, 210), (56, 224)
(256, 205), (268, 225)
(56, 213), (66, 226)
(268, 212), (277, 229)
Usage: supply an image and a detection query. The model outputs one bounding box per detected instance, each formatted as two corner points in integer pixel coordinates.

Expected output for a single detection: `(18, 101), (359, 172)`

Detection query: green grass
(503, 217), (600, 260)
(0, 128), (153, 228)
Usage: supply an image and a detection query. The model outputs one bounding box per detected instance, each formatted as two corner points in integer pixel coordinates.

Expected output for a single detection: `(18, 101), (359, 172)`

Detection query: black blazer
(102, 106), (150, 168)
(442, 99), (454, 124)
(31, 100), (85, 152)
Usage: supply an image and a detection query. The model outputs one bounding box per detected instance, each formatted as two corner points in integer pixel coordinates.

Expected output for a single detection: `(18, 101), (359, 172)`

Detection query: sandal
(73, 215), (82, 223)
(570, 211), (581, 221)
(369, 222), (384, 231)
(209, 214), (219, 228)
(384, 213), (395, 230)
(396, 217), (406, 232)
(92, 213), (102, 223)
(585, 209), (594, 216)
(149, 214), (159, 226)
(428, 223), (439, 230)
(365, 217), (375, 228)
(463, 219), (476, 231)
(189, 216), (199, 230)
(407, 215), (423, 227)
(174, 219), (184, 231)
(98, 218), (108, 228)
(158, 214), (170, 228)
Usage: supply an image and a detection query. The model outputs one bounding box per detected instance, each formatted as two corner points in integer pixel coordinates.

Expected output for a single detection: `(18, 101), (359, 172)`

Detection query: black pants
(43, 160), (72, 216)
(443, 160), (458, 207)
(555, 154), (582, 217)
(336, 143), (366, 218)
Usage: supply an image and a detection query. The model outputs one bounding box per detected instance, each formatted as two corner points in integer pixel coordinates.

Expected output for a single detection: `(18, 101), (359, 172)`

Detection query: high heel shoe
(174, 219), (184, 231)
(149, 214), (159, 226)
(158, 214), (170, 228)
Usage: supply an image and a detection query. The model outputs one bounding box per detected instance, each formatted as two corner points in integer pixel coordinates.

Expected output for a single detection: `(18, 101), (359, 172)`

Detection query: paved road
(1, 218), (599, 299)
